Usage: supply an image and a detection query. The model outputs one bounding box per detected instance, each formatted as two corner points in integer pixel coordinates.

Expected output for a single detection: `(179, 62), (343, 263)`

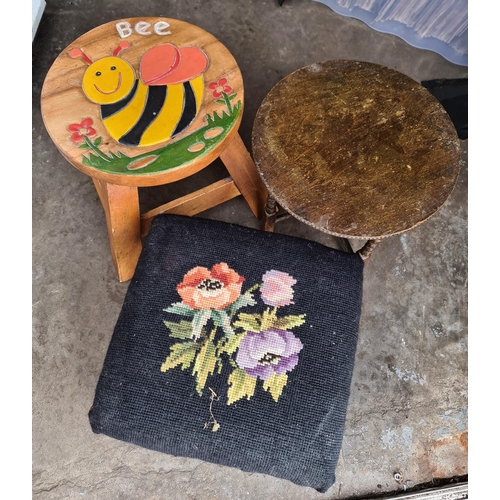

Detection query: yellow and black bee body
(99, 77), (202, 147)
(69, 41), (208, 148)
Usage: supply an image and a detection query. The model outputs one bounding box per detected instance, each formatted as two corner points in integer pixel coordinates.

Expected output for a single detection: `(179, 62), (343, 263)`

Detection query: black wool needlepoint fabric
(89, 214), (364, 492)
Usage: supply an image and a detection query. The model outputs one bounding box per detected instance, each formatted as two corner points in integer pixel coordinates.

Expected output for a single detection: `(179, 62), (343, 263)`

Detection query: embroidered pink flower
(209, 78), (232, 99)
(68, 118), (96, 143)
(236, 328), (303, 380)
(260, 270), (297, 307)
(176, 263), (245, 310)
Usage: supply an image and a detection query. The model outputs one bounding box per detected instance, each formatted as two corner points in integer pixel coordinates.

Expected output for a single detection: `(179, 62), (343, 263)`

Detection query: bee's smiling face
(82, 56), (136, 104)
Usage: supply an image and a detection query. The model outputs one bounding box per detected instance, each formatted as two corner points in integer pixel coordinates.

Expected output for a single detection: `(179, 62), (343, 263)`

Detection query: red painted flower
(68, 118), (96, 142)
(208, 78), (232, 99)
(176, 263), (244, 310)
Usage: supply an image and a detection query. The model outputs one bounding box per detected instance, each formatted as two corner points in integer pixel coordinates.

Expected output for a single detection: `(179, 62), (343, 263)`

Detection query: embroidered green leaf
(272, 314), (307, 331)
(261, 308), (278, 331)
(192, 336), (218, 396)
(211, 309), (235, 338)
(160, 341), (199, 372)
(227, 368), (257, 405)
(262, 373), (288, 402)
(227, 292), (257, 315)
(164, 302), (197, 318)
(233, 312), (261, 332)
(163, 320), (194, 339)
(218, 331), (246, 356)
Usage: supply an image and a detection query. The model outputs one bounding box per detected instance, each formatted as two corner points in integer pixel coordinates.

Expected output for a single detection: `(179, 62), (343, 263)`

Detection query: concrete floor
(32, 1), (468, 498)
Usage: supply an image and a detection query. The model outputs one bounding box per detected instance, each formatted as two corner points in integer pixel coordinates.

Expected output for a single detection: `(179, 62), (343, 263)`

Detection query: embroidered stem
(227, 357), (238, 368)
(245, 283), (260, 294)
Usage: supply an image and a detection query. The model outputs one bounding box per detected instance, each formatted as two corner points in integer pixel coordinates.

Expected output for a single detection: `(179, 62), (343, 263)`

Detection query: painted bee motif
(69, 41), (209, 147)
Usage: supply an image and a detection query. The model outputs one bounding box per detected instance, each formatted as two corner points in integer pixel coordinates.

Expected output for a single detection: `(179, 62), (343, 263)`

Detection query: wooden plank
(140, 177), (240, 237)
(92, 179), (142, 282)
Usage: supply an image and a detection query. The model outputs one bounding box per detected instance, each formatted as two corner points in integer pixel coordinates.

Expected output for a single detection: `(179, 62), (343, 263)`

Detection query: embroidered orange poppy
(176, 262), (244, 310)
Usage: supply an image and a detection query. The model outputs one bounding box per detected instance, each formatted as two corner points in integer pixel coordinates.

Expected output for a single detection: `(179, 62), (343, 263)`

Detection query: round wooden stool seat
(252, 60), (461, 259)
(41, 17), (267, 281)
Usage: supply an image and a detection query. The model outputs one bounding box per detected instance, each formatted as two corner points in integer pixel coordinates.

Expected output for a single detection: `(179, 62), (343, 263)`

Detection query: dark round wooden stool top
(252, 60), (461, 240)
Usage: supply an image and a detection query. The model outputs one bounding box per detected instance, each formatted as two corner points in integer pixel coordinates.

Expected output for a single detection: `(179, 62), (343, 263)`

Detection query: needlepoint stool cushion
(88, 214), (364, 492)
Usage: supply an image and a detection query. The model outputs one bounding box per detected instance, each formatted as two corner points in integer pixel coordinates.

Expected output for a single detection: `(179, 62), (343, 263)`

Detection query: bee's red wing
(140, 44), (208, 86)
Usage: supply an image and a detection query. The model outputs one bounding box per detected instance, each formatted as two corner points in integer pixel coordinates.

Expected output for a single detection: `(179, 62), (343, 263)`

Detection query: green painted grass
(81, 100), (241, 176)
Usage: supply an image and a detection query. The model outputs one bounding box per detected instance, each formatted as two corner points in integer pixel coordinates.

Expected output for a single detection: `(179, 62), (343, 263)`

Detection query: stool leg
(337, 238), (354, 254)
(263, 195), (278, 232)
(92, 179), (142, 282)
(219, 133), (268, 220)
(357, 238), (382, 263)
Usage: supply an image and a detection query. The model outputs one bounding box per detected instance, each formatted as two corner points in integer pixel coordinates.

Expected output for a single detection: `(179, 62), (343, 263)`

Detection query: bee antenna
(68, 48), (92, 65)
(113, 41), (130, 57)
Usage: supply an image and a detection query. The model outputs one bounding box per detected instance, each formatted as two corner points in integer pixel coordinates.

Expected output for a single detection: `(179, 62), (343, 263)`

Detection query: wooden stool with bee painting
(41, 17), (268, 282)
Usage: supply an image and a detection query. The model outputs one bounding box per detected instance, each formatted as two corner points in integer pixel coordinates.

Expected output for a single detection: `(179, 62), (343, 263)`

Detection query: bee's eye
(110, 66), (116, 71)
(95, 71), (101, 76)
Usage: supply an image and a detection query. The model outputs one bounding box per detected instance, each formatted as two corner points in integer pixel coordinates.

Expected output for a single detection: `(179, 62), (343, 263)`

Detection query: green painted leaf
(263, 373), (288, 402)
(192, 337), (219, 396)
(228, 94), (237, 100)
(163, 320), (193, 339)
(94, 136), (102, 146)
(160, 341), (199, 372)
(227, 368), (257, 405)
(273, 314), (307, 330)
(215, 99), (226, 105)
(164, 302), (197, 317)
(79, 144), (90, 149)
(233, 312), (261, 333)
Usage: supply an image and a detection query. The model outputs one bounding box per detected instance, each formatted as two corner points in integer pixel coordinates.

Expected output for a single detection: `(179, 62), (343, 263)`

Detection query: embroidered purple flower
(260, 270), (297, 307)
(235, 328), (303, 380)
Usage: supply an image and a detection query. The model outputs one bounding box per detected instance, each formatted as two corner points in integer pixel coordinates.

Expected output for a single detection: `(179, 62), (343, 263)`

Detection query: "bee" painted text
(115, 21), (172, 38)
